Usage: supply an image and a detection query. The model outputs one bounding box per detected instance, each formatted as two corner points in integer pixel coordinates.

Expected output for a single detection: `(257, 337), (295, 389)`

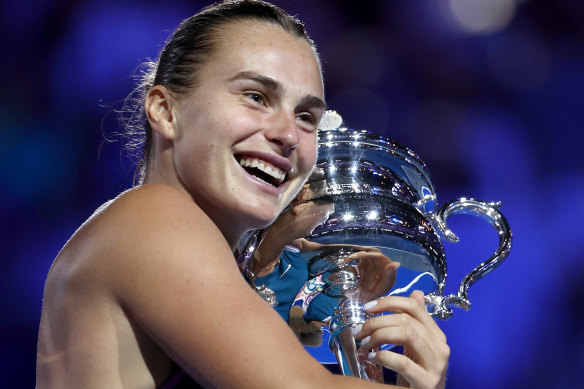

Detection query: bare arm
(105, 185), (387, 388)
(297, 238), (382, 254)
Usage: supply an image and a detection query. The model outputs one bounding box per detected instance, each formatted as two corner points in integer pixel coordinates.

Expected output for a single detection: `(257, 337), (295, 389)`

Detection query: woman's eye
(245, 92), (264, 105)
(297, 113), (317, 126)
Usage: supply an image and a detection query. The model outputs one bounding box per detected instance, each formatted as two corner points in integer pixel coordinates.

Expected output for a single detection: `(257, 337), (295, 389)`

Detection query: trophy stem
(329, 299), (383, 382)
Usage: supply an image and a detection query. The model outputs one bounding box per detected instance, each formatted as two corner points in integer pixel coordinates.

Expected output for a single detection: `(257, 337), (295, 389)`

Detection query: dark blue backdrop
(2, 0), (583, 387)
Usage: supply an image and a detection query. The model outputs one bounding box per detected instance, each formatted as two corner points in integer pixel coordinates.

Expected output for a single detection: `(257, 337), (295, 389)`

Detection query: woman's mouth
(237, 156), (287, 187)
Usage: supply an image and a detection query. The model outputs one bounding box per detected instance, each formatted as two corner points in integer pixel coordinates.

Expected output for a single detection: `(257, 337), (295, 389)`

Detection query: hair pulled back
(122, 0), (319, 185)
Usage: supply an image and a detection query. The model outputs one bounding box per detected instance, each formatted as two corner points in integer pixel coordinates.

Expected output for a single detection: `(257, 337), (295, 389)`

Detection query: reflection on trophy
(238, 111), (512, 382)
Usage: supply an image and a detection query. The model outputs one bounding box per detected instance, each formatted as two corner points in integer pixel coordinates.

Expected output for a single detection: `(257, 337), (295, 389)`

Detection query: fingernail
(351, 324), (362, 336)
(393, 261), (401, 269)
(368, 351), (377, 360)
(359, 336), (370, 349)
(363, 300), (378, 310)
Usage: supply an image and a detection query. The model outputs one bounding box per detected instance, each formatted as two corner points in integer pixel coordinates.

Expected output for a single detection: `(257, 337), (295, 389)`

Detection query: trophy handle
(426, 198), (512, 319)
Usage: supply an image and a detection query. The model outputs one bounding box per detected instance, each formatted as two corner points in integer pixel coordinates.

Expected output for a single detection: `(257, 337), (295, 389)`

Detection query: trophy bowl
(238, 117), (512, 382)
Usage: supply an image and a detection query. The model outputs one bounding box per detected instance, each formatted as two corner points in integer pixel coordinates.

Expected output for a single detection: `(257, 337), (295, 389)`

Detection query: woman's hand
(344, 250), (400, 303)
(354, 291), (449, 389)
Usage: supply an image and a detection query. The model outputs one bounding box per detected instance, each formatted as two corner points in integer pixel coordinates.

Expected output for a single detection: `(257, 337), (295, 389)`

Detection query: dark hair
(121, 0), (320, 185)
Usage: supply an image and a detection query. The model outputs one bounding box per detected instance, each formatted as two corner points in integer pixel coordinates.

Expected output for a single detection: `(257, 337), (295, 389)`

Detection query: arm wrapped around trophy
(238, 111), (513, 383)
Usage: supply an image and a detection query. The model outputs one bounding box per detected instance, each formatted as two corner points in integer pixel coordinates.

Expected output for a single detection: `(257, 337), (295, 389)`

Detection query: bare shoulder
(39, 184), (237, 387)
(37, 184), (212, 387)
(70, 184), (236, 299)
(95, 183), (219, 239)
(97, 184), (235, 280)
(50, 184), (224, 282)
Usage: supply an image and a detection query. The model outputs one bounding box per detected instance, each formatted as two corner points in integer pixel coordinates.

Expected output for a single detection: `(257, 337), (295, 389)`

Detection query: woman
(36, 1), (449, 388)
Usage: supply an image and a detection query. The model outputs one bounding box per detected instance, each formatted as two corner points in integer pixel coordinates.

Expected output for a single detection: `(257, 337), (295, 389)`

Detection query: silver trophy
(238, 112), (512, 382)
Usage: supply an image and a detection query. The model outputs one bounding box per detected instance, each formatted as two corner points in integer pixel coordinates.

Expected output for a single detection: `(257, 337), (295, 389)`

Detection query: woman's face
(171, 21), (325, 244)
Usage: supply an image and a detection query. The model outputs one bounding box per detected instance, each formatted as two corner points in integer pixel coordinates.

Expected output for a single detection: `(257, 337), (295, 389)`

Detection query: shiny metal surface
(238, 119), (512, 380)
(425, 197), (513, 319)
(314, 128), (437, 214)
(328, 300), (381, 380)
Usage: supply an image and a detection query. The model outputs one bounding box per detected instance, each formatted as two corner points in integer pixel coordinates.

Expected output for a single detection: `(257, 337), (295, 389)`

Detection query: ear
(145, 85), (177, 140)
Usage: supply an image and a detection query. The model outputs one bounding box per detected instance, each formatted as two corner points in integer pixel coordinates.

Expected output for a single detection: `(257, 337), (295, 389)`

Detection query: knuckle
(397, 313), (410, 326)
(405, 326), (418, 343)
(439, 343), (450, 359)
(438, 332), (447, 343)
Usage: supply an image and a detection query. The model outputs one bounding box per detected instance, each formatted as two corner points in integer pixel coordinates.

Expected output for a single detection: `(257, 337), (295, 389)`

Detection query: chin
(244, 203), (282, 230)
(251, 211), (280, 229)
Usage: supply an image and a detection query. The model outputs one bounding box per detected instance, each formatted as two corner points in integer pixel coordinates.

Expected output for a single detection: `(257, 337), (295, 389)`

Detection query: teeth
(238, 157), (286, 183)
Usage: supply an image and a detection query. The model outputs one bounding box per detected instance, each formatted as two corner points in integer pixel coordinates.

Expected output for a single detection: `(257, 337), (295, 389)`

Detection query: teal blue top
(254, 248), (309, 322)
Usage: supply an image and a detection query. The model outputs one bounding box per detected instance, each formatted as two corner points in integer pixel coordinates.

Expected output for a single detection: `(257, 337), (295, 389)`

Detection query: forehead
(202, 20), (324, 97)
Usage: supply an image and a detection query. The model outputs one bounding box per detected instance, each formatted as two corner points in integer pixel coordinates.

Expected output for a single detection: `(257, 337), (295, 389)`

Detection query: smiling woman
(35, 1), (449, 388)
(143, 18), (324, 241)
(238, 156), (287, 187)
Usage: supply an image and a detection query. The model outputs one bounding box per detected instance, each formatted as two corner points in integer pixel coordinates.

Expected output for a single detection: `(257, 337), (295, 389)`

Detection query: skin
(250, 201), (335, 277)
(36, 20), (448, 389)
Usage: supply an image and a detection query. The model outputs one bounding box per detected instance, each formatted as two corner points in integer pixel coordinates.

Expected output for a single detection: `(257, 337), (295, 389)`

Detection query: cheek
(298, 136), (318, 172)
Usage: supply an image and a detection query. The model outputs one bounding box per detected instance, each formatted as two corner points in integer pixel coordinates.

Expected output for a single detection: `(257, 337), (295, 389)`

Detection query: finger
(345, 251), (388, 262)
(357, 314), (431, 357)
(345, 253), (399, 275)
(360, 261), (400, 301)
(345, 245), (382, 254)
(358, 312), (450, 362)
(368, 350), (442, 389)
(359, 321), (449, 388)
(409, 289), (425, 307)
(363, 294), (445, 341)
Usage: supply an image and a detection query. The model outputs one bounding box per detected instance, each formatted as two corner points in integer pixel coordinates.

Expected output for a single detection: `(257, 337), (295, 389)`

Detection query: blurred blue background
(2, 0), (583, 387)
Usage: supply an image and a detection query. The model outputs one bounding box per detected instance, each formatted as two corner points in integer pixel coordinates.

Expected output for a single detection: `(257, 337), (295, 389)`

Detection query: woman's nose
(264, 112), (300, 155)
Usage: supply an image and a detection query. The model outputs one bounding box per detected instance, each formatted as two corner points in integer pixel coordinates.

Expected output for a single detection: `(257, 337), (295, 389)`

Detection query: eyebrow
(228, 71), (327, 112)
(298, 95), (327, 113)
(229, 71), (281, 91)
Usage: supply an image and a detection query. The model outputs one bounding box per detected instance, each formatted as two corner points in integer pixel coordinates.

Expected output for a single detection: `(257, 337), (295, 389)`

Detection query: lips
(237, 156), (287, 187)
